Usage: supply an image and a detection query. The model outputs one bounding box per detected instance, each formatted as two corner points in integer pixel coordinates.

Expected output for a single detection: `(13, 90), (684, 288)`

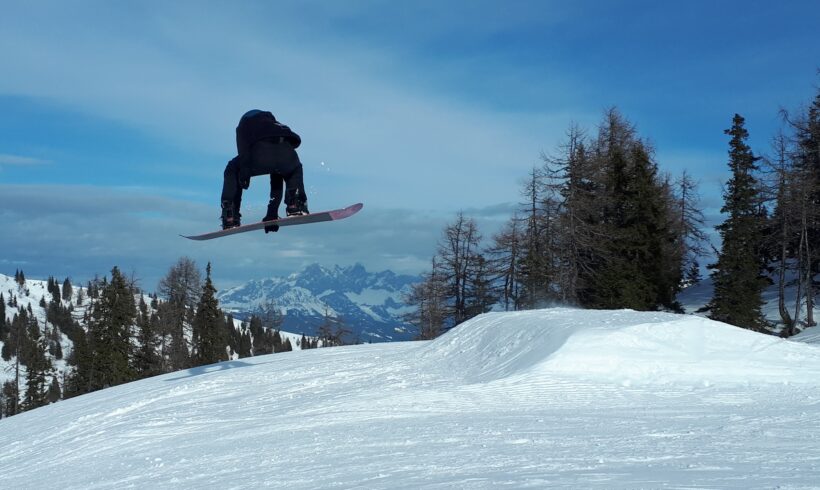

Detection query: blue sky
(1, 0), (818, 290)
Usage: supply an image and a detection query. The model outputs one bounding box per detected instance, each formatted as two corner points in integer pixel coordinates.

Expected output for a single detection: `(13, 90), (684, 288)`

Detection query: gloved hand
(229, 155), (251, 189)
(264, 223), (279, 233)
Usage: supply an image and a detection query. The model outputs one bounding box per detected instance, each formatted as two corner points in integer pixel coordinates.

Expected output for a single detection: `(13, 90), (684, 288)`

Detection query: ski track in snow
(2, 308), (820, 489)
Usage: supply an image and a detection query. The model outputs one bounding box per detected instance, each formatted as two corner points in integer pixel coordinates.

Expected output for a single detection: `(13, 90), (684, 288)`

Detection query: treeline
(0, 258), (303, 419)
(407, 87), (819, 339)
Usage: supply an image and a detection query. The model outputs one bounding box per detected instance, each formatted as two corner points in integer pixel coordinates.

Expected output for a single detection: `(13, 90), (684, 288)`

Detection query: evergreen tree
(62, 278), (73, 302)
(223, 314), (241, 358)
(708, 114), (769, 331)
(239, 328), (252, 357)
(584, 110), (678, 310)
(3, 310), (28, 414)
(23, 318), (52, 411)
(2, 380), (19, 417)
(63, 328), (92, 398)
(133, 295), (160, 377)
(271, 330), (283, 353)
(87, 267), (136, 391)
(48, 325), (63, 360)
(248, 316), (269, 355)
(47, 376), (62, 403)
(0, 293), (6, 340)
(543, 124), (604, 305)
(4, 311), (27, 362)
(192, 263), (227, 365)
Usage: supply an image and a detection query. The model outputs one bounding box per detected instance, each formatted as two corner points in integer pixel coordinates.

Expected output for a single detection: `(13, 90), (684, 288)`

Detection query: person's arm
(276, 122), (302, 149)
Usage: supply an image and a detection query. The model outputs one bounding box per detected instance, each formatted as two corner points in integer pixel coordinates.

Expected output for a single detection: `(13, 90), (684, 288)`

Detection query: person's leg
(221, 157), (243, 228)
(261, 174), (284, 233)
(251, 141), (308, 215)
(264, 174), (284, 221)
(221, 157), (242, 204)
(283, 154), (308, 215)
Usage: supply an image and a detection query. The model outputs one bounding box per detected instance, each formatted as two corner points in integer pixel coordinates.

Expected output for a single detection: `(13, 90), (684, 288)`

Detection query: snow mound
(419, 308), (820, 386)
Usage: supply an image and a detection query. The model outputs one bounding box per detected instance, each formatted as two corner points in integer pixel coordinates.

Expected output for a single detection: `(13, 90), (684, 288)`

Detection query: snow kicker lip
(415, 308), (820, 386)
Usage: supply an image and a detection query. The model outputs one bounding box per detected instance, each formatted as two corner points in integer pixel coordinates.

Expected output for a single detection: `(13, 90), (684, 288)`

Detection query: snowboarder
(221, 110), (309, 231)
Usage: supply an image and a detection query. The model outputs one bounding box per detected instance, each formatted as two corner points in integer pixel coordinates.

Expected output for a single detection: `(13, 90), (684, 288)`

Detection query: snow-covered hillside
(0, 273), (83, 388)
(0, 272), (308, 397)
(217, 263), (419, 342)
(2, 308), (820, 488)
(678, 274), (820, 340)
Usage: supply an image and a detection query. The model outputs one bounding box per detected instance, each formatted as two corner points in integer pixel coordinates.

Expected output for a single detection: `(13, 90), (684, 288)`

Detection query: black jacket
(235, 110), (301, 157)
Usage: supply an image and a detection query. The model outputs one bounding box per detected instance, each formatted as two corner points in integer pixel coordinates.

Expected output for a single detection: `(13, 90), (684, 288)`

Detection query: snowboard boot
(262, 200), (279, 233)
(285, 189), (309, 217)
(221, 200), (241, 230)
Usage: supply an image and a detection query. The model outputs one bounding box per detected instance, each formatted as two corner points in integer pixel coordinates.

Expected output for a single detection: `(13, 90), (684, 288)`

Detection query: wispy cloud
(0, 154), (51, 166)
(0, 1), (575, 212)
(0, 184), (453, 289)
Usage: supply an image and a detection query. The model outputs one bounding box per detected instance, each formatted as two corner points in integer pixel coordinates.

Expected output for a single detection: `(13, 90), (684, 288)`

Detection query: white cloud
(0, 1), (578, 212)
(0, 184), (451, 289)
(0, 154), (51, 166)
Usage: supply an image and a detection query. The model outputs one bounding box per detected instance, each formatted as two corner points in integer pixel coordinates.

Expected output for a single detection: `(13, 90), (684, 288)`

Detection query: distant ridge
(216, 263), (421, 343)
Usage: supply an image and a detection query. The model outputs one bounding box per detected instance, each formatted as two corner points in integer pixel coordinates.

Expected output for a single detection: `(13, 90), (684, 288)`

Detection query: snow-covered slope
(678, 274), (820, 339)
(2, 308), (820, 488)
(0, 272), (309, 392)
(217, 263), (419, 342)
(0, 273), (83, 388)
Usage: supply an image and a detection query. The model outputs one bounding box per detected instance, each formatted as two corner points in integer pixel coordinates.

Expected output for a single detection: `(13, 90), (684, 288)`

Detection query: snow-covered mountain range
(216, 263), (420, 343)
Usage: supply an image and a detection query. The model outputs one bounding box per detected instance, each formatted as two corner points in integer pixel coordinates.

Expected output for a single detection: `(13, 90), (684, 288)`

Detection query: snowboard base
(182, 203), (363, 241)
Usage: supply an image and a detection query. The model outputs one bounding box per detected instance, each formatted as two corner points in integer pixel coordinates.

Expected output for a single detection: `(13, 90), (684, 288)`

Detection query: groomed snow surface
(2, 308), (820, 489)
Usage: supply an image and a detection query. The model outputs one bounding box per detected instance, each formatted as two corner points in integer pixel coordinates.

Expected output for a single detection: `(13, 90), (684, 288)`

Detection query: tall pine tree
(62, 278), (73, 302)
(87, 267), (136, 390)
(192, 263), (227, 365)
(708, 114), (769, 331)
(583, 109), (679, 310)
(23, 318), (53, 411)
(133, 295), (160, 377)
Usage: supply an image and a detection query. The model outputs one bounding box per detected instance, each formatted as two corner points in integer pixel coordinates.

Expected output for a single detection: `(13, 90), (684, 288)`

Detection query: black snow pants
(221, 139), (306, 214)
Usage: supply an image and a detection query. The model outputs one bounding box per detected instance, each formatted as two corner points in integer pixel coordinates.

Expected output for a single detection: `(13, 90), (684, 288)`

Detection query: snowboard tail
(182, 203), (363, 241)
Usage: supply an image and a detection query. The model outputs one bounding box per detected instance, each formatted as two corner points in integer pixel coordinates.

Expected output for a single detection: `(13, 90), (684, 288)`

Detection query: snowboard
(182, 203), (363, 241)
